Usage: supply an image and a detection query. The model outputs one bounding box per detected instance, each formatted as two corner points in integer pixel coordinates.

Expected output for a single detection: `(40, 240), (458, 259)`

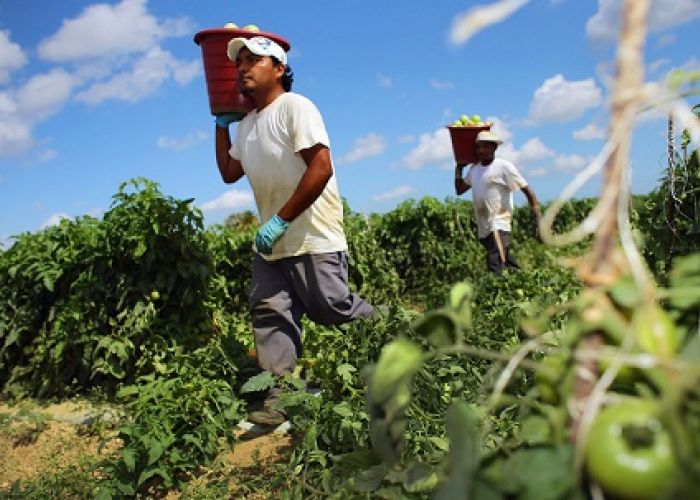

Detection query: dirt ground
(0, 403), (294, 497)
(0, 420), (116, 489)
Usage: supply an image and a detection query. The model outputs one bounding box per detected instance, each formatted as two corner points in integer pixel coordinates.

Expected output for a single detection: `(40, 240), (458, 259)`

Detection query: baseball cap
(476, 130), (503, 144)
(227, 36), (287, 65)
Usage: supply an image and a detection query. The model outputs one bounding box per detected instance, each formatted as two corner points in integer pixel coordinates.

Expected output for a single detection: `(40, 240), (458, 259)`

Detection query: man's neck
(253, 87), (286, 112)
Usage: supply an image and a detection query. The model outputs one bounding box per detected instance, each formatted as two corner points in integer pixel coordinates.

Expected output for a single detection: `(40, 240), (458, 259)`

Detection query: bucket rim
(446, 122), (492, 130)
(194, 28), (291, 51)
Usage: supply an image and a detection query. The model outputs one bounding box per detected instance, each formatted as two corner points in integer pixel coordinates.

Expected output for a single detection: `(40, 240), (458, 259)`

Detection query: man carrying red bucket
(454, 130), (541, 274)
(212, 35), (375, 426)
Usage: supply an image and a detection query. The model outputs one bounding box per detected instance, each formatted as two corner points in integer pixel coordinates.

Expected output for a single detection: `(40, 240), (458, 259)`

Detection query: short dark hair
(271, 57), (294, 91)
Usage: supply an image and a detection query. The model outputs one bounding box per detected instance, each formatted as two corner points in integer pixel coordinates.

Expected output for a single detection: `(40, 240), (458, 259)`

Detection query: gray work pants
(478, 230), (520, 274)
(249, 251), (374, 375)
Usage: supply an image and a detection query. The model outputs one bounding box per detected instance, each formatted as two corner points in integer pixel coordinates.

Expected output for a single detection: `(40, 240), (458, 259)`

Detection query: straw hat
(476, 130), (503, 144)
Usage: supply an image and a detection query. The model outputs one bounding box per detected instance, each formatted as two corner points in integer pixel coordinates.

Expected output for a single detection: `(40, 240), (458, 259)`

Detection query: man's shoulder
(492, 157), (516, 168)
(279, 92), (314, 107)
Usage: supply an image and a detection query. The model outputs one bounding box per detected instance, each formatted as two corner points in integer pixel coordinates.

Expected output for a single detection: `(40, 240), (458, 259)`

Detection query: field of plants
(0, 122), (699, 498)
(3, 1), (700, 497)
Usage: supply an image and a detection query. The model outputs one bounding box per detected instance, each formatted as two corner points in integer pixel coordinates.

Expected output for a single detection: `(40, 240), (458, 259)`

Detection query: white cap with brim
(227, 36), (287, 65)
(476, 130), (503, 144)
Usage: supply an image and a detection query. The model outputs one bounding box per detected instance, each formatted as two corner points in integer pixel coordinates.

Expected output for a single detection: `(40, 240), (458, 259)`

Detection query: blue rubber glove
(215, 112), (245, 128)
(255, 214), (289, 254)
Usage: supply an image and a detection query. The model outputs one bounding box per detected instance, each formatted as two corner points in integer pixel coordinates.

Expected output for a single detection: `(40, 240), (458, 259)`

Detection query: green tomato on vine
(585, 398), (679, 500)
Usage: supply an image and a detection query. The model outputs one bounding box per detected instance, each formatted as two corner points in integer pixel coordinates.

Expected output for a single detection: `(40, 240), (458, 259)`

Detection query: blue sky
(1, 0), (699, 248)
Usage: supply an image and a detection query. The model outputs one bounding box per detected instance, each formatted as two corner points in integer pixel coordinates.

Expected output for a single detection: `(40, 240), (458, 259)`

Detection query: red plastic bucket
(447, 124), (492, 164)
(193, 28), (291, 116)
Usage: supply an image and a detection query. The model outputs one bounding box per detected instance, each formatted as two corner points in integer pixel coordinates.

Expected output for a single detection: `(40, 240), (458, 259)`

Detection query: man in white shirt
(213, 36), (374, 425)
(454, 130), (541, 273)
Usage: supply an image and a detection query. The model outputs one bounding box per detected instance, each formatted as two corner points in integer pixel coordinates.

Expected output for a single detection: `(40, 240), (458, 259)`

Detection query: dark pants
(249, 251), (374, 375)
(479, 230), (520, 274)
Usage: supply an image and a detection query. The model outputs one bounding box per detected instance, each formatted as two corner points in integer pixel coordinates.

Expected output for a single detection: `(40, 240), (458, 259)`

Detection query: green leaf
(134, 240), (147, 258)
(351, 463), (388, 493)
(2, 329), (19, 349)
(449, 281), (473, 325)
(137, 467), (172, 489)
(122, 448), (136, 473)
(337, 363), (357, 384)
(428, 436), (449, 451)
(370, 339), (423, 405)
(434, 401), (480, 500)
(147, 439), (167, 466)
(333, 401), (355, 418)
(519, 415), (552, 445)
(403, 462), (439, 493)
(414, 310), (461, 347)
(240, 371), (276, 393)
(333, 448), (381, 475)
(369, 418), (400, 466)
(503, 445), (575, 500)
(42, 274), (55, 292)
(608, 275), (641, 309)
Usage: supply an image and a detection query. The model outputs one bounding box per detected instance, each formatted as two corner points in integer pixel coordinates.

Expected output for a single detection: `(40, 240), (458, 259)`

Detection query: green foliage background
(1, 122), (698, 496)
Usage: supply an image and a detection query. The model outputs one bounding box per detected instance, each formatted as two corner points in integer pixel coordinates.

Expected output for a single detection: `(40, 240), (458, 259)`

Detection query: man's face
(234, 47), (284, 96)
(476, 141), (497, 162)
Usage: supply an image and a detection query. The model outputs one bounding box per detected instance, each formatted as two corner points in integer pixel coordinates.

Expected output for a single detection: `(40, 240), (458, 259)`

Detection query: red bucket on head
(193, 28), (291, 116)
(447, 123), (492, 164)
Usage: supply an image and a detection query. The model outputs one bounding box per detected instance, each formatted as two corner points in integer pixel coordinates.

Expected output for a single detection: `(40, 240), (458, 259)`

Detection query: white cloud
(574, 123), (605, 140)
(527, 167), (549, 177)
(16, 68), (77, 123)
(336, 133), (386, 165)
(372, 185), (416, 202)
(157, 130), (208, 151)
(554, 153), (589, 172)
(527, 74), (602, 124)
(200, 189), (254, 214)
(37, 149), (58, 162)
(516, 137), (556, 164)
(75, 47), (199, 104)
(400, 128), (453, 170)
(0, 1), (198, 158)
(450, 0), (530, 45)
(648, 58), (671, 75)
(0, 116), (33, 156)
(587, 0), (700, 44)
(488, 117), (514, 144)
(37, 0), (192, 62)
(377, 73), (392, 88)
(430, 79), (455, 90)
(0, 68), (77, 157)
(397, 134), (416, 144)
(41, 213), (71, 228)
(0, 30), (27, 84)
(0, 233), (15, 249)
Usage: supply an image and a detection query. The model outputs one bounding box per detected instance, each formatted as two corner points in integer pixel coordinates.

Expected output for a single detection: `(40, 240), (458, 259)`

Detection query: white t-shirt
(230, 92), (347, 260)
(463, 158), (528, 239)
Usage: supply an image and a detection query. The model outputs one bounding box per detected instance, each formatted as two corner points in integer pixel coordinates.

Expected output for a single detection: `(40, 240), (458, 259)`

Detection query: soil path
(0, 400), (294, 496)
